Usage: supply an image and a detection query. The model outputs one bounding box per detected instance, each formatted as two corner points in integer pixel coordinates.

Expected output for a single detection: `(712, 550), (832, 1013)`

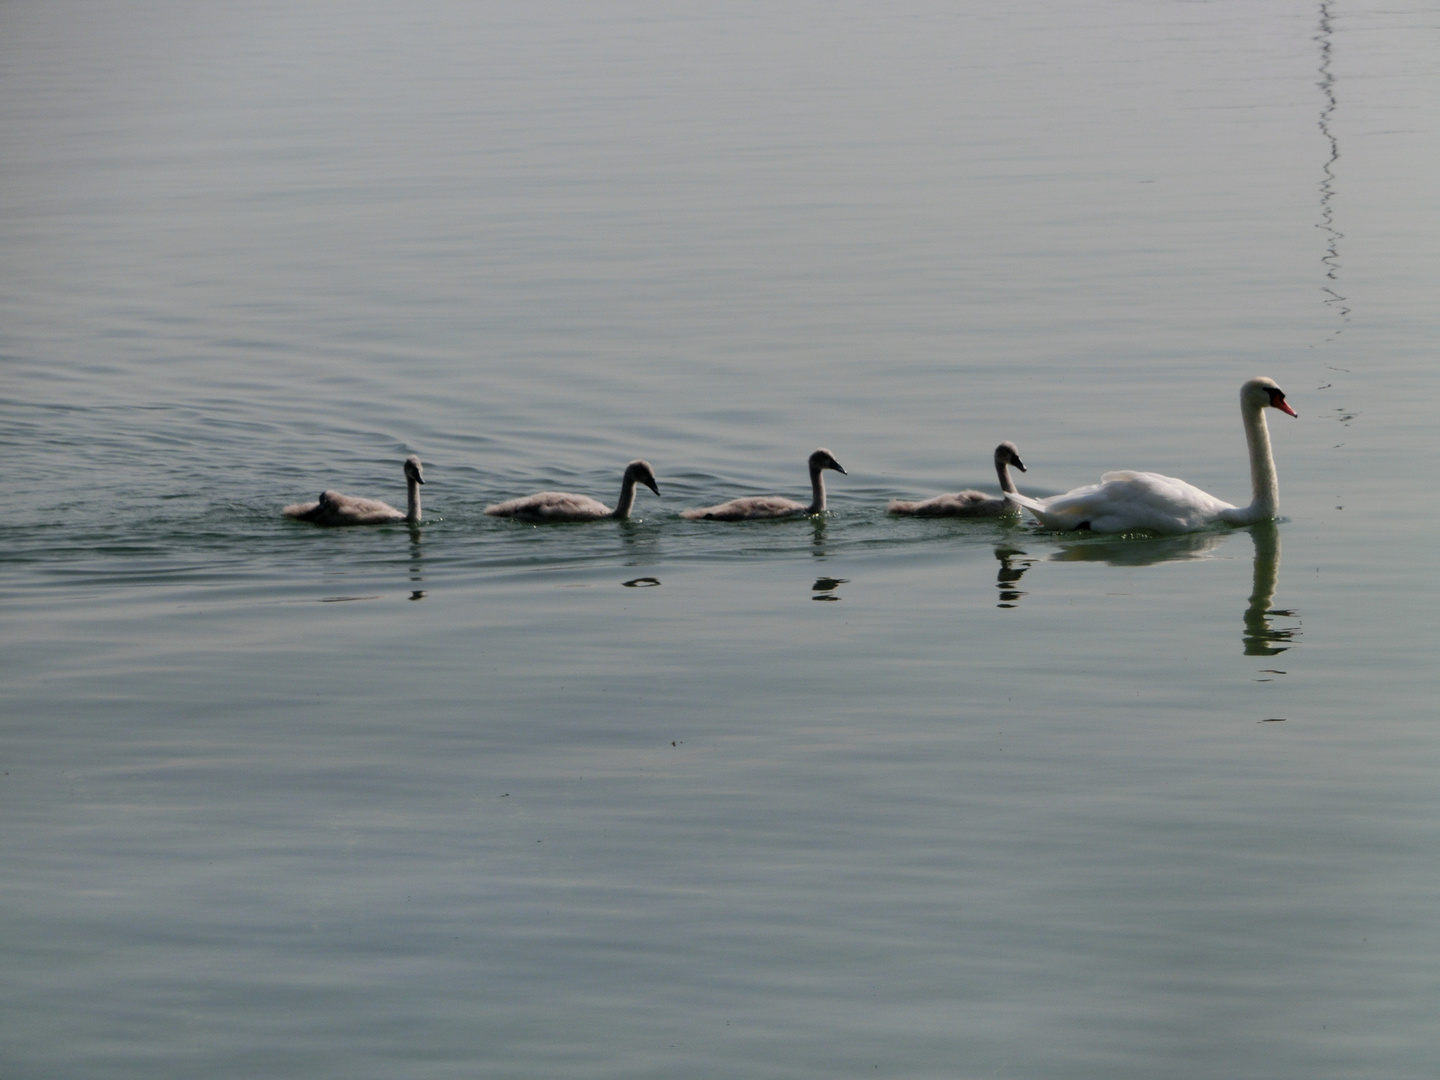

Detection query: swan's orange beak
(1268, 389), (1298, 417)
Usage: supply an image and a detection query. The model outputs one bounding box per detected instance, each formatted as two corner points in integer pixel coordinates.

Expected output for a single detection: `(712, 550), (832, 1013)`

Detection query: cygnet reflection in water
(812, 576), (849, 601)
(994, 546), (1034, 608)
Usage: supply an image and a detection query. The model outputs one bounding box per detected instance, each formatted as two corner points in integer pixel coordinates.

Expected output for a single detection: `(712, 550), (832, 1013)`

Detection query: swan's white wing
(1013, 472), (1235, 534)
(1007, 482), (1103, 529)
(1089, 471), (1234, 533)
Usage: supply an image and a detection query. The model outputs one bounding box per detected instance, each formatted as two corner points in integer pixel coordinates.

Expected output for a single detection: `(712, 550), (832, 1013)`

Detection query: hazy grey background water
(3, 2), (1438, 1077)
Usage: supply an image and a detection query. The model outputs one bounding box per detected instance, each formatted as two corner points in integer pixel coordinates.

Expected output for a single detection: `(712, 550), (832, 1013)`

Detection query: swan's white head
(994, 441), (1026, 472)
(1242, 377), (1297, 417)
(625, 459), (661, 496)
(404, 455), (426, 484)
(809, 448), (846, 475)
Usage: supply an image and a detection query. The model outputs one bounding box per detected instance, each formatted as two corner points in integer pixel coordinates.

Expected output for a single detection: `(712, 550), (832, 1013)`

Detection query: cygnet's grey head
(626, 459), (661, 496)
(809, 448), (846, 475)
(404, 455), (425, 484)
(995, 441), (1026, 472)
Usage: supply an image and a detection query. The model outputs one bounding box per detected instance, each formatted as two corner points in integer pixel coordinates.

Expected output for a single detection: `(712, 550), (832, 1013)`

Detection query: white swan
(888, 441), (1027, 517)
(284, 455), (425, 526)
(484, 459), (660, 521)
(681, 449), (847, 520)
(1006, 377), (1296, 534)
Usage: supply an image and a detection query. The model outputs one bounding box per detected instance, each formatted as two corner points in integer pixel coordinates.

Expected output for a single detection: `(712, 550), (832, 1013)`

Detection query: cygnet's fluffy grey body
(284, 455), (425, 526)
(888, 442), (1027, 517)
(681, 449), (846, 520)
(484, 459), (660, 522)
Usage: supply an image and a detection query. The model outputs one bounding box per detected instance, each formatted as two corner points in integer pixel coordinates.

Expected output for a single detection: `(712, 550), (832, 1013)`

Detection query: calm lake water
(3, 2), (1438, 1077)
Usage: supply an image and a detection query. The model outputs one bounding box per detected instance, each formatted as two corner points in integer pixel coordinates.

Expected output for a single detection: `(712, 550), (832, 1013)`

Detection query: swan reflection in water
(1023, 525), (1299, 655)
(1045, 530), (1226, 566)
(1242, 521), (1300, 656)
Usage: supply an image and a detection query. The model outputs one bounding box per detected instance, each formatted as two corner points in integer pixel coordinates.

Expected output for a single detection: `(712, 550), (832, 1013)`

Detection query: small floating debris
(1260, 718), (1288, 723)
(622, 577), (661, 588)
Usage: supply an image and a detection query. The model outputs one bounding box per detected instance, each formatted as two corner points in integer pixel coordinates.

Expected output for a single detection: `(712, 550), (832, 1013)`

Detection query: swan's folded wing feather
(681, 495), (808, 520)
(1006, 483), (1105, 530)
(889, 490), (1007, 517)
(323, 493), (406, 524)
(1011, 472), (1236, 534)
(485, 491), (612, 520)
(285, 490), (404, 525)
(283, 500), (321, 519)
(1087, 472), (1234, 533)
(327, 493), (397, 514)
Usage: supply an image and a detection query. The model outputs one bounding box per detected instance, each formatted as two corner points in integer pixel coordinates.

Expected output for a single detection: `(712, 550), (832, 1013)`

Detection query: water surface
(3, 2), (1438, 1078)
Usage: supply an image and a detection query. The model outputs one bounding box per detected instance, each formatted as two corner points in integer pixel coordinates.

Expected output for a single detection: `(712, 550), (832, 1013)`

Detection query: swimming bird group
(284, 377), (1296, 535)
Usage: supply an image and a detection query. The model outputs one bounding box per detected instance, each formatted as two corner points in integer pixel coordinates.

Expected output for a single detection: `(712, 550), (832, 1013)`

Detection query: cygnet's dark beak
(645, 478), (660, 496)
(832, 462), (847, 475)
(1014, 457), (1027, 473)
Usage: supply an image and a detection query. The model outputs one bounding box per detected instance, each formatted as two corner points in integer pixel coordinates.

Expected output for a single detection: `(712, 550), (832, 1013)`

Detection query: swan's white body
(681, 449), (846, 520)
(1007, 377), (1296, 535)
(284, 455), (425, 526)
(485, 459), (660, 522)
(889, 441), (1027, 517)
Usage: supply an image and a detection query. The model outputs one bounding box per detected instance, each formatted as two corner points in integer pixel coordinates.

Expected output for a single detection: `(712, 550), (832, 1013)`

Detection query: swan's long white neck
(1232, 399), (1279, 524)
(808, 461), (829, 514)
(612, 473), (639, 518)
(406, 474), (422, 523)
(995, 457), (1018, 495)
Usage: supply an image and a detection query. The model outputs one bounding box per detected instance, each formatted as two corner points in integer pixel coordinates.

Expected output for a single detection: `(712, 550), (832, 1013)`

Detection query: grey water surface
(3, 2), (1438, 1078)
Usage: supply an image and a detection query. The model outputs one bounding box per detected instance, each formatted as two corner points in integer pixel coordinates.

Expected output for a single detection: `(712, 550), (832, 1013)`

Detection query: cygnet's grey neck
(808, 461), (828, 514)
(996, 457), (1017, 495)
(406, 473), (422, 523)
(613, 473), (639, 518)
